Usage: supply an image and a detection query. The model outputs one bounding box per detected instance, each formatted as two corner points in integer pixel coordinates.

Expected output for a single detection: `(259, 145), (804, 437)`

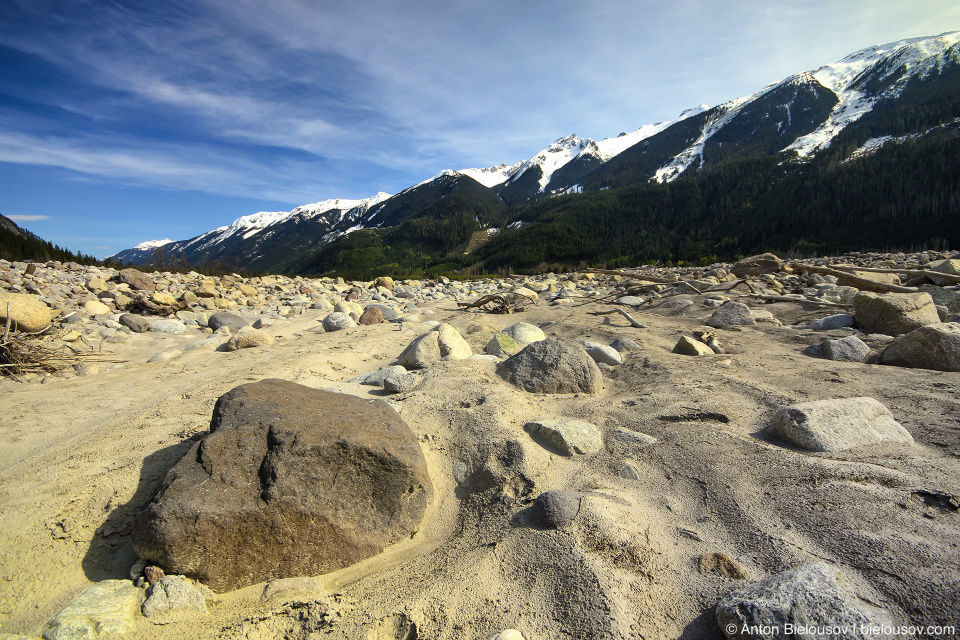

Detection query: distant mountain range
(111, 31), (960, 275)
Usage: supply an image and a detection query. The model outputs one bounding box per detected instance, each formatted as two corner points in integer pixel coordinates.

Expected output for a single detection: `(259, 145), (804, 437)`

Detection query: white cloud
(7, 214), (50, 221)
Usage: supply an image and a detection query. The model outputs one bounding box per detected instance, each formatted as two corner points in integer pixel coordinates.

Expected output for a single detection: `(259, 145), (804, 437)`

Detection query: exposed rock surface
(41, 579), (141, 640)
(131, 379), (433, 592)
(525, 419), (602, 455)
(141, 575), (207, 622)
(706, 302), (756, 328)
(716, 562), (892, 640)
(853, 292), (940, 336)
(767, 397), (913, 452)
(497, 338), (602, 394)
(881, 322), (960, 371)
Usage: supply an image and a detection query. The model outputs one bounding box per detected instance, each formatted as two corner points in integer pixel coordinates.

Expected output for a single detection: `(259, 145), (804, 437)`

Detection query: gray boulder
(716, 562), (892, 640)
(397, 323), (471, 368)
(497, 338), (603, 394)
(767, 397), (913, 452)
(208, 311), (249, 332)
(322, 312), (356, 331)
(383, 371), (418, 393)
(730, 253), (782, 277)
(926, 258), (960, 286)
(502, 321), (546, 345)
(880, 322), (960, 371)
(119, 313), (151, 333)
(822, 335), (870, 362)
(116, 268), (155, 291)
(349, 365), (407, 386)
(610, 337), (642, 353)
(148, 320), (186, 335)
(707, 302), (756, 328)
(810, 313), (856, 331)
(852, 292), (940, 336)
(141, 575), (207, 621)
(531, 490), (582, 529)
(580, 341), (623, 365)
(131, 379), (433, 592)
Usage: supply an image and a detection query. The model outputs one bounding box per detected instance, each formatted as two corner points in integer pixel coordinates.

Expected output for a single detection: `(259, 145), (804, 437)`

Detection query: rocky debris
(207, 311), (249, 332)
(730, 253), (782, 277)
(501, 321), (546, 346)
(225, 326), (275, 351)
(497, 338), (603, 394)
(0, 291), (53, 333)
(716, 562), (892, 640)
(115, 268), (155, 291)
(131, 379), (433, 592)
(485, 332), (521, 357)
(673, 335), (715, 356)
(767, 397), (913, 452)
(358, 306), (384, 325)
(804, 335), (871, 362)
(531, 490), (582, 528)
(118, 313), (151, 333)
(852, 291), (940, 336)
(41, 579), (141, 640)
(141, 575), (207, 622)
(580, 341), (623, 365)
(706, 301), (756, 328)
(810, 313), (856, 330)
(397, 323), (471, 368)
(880, 322), (960, 371)
(524, 419), (602, 455)
(322, 312), (356, 332)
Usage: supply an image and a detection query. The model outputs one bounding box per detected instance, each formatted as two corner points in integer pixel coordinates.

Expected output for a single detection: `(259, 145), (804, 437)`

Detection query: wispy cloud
(7, 214), (50, 221)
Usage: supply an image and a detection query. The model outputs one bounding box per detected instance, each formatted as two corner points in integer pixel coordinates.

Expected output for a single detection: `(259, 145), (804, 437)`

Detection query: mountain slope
(111, 31), (960, 275)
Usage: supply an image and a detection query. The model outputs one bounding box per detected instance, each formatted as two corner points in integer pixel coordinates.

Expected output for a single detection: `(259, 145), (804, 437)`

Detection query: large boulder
(0, 291), (52, 332)
(397, 323), (471, 368)
(497, 338), (602, 394)
(502, 322), (546, 345)
(706, 301), (756, 328)
(926, 258), (960, 286)
(716, 562), (891, 640)
(730, 253), (782, 278)
(207, 311), (249, 332)
(131, 379), (433, 592)
(852, 292), (939, 336)
(116, 268), (155, 291)
(766, 397), (912, 452)
(880, 322), (960, 372)
(225, 326), (274, 351)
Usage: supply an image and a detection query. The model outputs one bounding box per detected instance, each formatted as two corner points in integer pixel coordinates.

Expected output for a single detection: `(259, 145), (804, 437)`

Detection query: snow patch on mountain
(133, 238), (173, 251)
(595, 105), (710, 160)
(457, 163), (523, 188)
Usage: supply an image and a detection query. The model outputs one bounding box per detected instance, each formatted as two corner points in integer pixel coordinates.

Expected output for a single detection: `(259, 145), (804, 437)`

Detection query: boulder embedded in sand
(502, 321), (546, 345)
(673, 335), (714, 356)
(525, 419), (602, 455)
(225, 326), (274, 351)
(131, 379), (433, 592)
(821, 335), (870, 362)
(852, 292), (939, 336)
(497, 338), (602, 394)
(580, 341), (622, 365)
(532, 490), (582, 528)
(41, 579), (141, 640)
(766, 397), (912, 452)
(716, 562), (891, 640)
(0, 291), (52, 333)
(397, 323), (471, 368)
(880, 322), (960, 371)
(322, 312), (356, 331)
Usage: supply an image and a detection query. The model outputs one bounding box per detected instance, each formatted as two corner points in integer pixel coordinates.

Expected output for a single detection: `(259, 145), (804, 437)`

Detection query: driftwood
(457, 294), (522, 314)
(745, 294), (849, 307)
(587, 268), (679, 284)
(588, 308), (646, 328)
(789, 263), (918, 293)
(126, 292), (188, 316)
(826, 264), (960, 285)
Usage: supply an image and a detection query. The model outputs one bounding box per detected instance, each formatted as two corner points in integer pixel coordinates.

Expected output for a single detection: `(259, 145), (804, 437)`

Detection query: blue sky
(1, 0), (958, 258)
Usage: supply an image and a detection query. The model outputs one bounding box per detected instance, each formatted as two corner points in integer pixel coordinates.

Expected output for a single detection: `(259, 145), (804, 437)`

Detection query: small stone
(612, 428), (657, 445)
(83, 299), (111, 315)
(485, 332), (521, 357)
(615, 296), (644, 306)
(130, 558), (147, 581)
(620, 463), (641, 480)
(488, 630), (526, 640)
(144, 565), (165, 585)
(383, 371), (418, 393)
(610, 337), (642, 353)
(358, 306), (384, 325)
(525, 419), (602, 455)
(150, 292), (178, 306)
(673, 335), (714, 356)
(119, 313), (151, 333)
(147, 351), (176, 363)
(767, 397), (913, 452)
(532, 490), (581, 528)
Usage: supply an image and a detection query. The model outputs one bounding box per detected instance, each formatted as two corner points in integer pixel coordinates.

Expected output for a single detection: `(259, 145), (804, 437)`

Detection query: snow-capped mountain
(112, 31), (960, 273)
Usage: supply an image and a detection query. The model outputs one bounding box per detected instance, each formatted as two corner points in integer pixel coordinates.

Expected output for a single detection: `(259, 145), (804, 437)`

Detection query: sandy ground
(1, 294), (958, 639)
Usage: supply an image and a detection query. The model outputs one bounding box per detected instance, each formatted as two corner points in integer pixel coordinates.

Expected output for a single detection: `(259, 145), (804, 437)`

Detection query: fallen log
(588, 308), (646, 328)
(788, 263), (918, 293)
